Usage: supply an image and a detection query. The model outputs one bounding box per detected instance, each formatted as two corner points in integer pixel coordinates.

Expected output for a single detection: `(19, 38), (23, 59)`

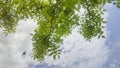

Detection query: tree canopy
(0, 0), (120, 62)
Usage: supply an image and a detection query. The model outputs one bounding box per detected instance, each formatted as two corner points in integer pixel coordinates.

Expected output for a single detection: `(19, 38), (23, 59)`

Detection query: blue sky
(103, 3), (120, 68)
(0, 3), (120, 68)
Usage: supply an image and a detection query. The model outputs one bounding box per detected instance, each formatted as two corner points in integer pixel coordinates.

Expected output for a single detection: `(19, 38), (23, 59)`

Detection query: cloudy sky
(0, 3), (120, 68)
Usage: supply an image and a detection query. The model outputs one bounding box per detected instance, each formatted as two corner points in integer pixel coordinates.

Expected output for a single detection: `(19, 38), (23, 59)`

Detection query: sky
(0, 3), (120, 68)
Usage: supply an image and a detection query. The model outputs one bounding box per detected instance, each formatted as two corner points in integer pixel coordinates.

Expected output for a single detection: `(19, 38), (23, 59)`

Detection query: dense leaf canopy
(0, 0), (120, 62)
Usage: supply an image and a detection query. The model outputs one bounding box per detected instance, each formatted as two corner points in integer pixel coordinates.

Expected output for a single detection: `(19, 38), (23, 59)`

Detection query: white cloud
(45, 26), (110, 68)
(110, 63), (116, 68)
(108, 41), (120, 68)
(0, 19), (38, 68)
(108, 59), (119, 68)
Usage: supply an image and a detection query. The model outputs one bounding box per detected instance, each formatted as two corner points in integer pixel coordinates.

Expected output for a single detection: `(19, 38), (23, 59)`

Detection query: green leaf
(101, 35), (105, 38)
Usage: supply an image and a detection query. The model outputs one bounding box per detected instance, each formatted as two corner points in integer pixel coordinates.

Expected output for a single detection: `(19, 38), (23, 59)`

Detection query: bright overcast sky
(0, 3), (120, 68)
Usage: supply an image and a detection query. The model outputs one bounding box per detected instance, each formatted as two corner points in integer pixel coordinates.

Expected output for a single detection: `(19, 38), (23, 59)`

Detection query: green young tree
(0, 0), (119, 62)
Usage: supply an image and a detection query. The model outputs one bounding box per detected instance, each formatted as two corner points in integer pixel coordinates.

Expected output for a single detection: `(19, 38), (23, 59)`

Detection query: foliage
(0, 0), (120, 62)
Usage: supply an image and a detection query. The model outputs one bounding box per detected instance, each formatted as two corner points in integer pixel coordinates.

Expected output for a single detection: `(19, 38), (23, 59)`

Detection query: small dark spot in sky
(22, 51), (26, 56)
